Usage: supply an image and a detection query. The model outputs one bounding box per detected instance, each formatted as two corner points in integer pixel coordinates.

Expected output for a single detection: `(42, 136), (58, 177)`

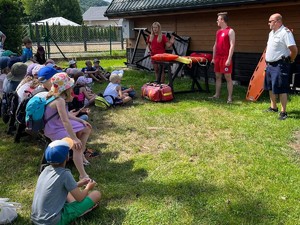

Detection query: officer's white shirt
(265, 25), (296, 62)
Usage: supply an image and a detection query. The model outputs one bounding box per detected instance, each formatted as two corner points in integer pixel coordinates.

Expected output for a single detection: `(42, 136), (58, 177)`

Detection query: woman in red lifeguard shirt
(147, 22), (175, 83)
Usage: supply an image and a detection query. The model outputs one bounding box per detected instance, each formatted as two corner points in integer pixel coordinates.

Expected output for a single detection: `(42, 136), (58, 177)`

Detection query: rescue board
(246, 49), (266, 101)
(174, 56), (192, 64)
(151, 53), (179, 62)
(186, 56), (208, 64)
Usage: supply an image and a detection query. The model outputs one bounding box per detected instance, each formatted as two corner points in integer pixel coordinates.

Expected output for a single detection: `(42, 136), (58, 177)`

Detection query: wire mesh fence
(23, 24), (125, 59)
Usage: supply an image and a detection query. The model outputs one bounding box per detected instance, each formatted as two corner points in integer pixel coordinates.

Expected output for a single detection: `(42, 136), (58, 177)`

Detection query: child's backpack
(25, 96), (57, 135)
(95, 94), (111, 110)
(69, 85), (85, 110)
(15, 88), (47, 126)
(1, 91), (18, 124)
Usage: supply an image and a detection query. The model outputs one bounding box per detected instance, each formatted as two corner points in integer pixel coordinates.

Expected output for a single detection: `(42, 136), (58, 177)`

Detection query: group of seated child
(0, 36), (136, 224)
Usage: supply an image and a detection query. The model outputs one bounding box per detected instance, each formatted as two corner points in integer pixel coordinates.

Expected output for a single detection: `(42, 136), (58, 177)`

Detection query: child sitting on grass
(93, 59), (110, 82)
(82, 60), (101, 83)
(103, 73), (133, 105)
(31, 138), (101, 225)
(69, 76), (96, 121)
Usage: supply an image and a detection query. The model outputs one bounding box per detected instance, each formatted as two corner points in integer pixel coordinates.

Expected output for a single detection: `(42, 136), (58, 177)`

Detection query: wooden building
(105, 0), (300, 83)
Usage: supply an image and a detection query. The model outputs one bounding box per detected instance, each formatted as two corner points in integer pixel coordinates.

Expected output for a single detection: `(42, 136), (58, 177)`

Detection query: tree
(79, 0), (110, 13)
(22, 0), (83, 24)
(0, 0), (25, 53)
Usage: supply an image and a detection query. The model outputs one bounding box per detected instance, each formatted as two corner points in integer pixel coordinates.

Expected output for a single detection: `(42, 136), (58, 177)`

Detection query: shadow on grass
(287, 110), (300, 119)
(92, 150), (276, 224)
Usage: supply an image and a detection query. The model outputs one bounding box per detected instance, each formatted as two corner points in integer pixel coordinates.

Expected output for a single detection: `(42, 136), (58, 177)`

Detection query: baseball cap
(69, 59), (76, 66)
(93, 58), (100, 63)
(111, 69), (124, 78)
(38, 66), (57, 83)
(45, 137), (74, 164)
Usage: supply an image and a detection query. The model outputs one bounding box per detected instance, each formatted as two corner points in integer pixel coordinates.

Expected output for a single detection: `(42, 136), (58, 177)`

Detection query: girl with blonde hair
(147, 22), (175, 83)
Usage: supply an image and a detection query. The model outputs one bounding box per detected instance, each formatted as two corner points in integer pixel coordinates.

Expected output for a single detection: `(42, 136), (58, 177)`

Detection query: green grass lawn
(1, 59), (300, 224)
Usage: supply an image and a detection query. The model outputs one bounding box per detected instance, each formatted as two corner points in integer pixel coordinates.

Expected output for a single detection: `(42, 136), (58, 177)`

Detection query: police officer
(265, 13), (298, 120)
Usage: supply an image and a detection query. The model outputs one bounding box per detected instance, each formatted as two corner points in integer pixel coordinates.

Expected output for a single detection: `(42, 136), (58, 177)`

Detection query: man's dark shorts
(264, 62), (290, 94)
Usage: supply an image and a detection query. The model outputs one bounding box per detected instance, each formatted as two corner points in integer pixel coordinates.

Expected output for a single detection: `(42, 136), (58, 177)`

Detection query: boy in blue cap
(31, 138), (101, 225)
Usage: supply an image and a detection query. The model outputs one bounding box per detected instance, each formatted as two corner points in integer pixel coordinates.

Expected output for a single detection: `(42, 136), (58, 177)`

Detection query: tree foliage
(79, 0), (110, 13)
(0, 0), (24, 53)
(22, 0), (83, 24)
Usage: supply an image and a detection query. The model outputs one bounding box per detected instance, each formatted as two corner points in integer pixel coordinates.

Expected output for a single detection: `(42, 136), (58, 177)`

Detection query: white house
(83, 6), (122, 27)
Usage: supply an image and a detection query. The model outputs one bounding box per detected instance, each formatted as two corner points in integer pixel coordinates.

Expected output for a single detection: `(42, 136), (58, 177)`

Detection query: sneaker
(265, 107), (278, 113)
(278, 112), (288, 120)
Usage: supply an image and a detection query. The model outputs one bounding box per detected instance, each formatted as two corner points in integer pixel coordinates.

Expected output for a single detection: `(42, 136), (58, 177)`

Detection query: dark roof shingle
(105, 0), (281, 17)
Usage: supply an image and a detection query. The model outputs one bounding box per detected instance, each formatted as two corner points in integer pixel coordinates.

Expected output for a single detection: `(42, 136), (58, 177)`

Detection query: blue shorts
(264, 62), (290, 94)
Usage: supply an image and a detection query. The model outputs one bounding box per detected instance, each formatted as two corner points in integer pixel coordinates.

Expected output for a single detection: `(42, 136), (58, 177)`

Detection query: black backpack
(1, 91), (18, 124)
(14, 88), (47, 142)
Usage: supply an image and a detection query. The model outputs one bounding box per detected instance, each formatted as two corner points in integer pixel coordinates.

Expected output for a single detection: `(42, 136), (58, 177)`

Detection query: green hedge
(29, 24), (122, 43)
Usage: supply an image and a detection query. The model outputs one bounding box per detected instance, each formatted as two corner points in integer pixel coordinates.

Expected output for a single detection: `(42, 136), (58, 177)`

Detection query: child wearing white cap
(31, 138), (101, 225)
(103, 73), (133, 105)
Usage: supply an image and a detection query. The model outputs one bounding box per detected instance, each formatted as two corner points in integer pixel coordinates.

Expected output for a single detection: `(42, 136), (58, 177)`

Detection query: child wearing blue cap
(31, 138), (101, 225)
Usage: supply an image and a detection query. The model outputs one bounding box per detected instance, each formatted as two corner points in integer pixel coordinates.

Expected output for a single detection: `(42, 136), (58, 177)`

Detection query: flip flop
(208, 96), (219, 99)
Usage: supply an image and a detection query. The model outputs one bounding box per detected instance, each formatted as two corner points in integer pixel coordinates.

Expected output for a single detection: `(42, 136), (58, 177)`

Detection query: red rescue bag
(141, 83), (173, 102)
(190, 52), (213, 62)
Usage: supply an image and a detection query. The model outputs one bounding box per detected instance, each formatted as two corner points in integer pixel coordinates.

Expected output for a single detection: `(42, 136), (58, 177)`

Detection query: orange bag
(141, 83), (173, 102)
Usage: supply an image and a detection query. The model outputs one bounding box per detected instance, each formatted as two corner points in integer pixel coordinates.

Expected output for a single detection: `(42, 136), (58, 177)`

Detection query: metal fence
(23, 24), (125, 59)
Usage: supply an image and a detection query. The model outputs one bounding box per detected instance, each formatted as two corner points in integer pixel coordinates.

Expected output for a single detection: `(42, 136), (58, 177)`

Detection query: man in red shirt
(210, 12), (235, 103)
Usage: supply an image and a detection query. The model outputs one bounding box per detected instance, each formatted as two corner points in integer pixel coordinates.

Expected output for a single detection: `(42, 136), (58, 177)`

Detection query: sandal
(83, 161), (91, 166)
(208, 95), (219, 100)
(227, 99), (233, 104)
(84, 148), (100, 158)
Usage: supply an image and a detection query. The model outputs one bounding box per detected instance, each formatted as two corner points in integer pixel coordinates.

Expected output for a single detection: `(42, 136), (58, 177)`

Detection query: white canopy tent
(33, 17), (80, 26)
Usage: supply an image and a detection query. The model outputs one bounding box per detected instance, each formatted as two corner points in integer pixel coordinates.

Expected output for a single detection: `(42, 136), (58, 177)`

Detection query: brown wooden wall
(127, 3), (300, 54)
(124, 2), (300, 83)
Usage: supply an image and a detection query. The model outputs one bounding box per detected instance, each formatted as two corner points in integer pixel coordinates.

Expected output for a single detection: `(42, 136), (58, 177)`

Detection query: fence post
(35, 24), (40, 46)
(45, 23), (51, 59)
(83, 25), (87, 52)
(109, 25), (112, 56)
(120, 26), (124, 50)
(28, 23), (33, 41)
